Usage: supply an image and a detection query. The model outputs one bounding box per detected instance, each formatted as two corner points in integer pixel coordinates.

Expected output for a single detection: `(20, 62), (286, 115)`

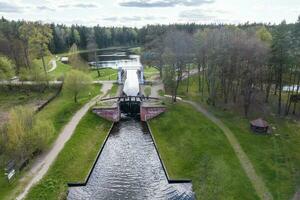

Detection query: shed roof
(250, 118), (268, 128)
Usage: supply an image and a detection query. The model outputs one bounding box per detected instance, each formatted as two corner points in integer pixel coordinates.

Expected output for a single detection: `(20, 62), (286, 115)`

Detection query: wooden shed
(250, 118), (269, 133)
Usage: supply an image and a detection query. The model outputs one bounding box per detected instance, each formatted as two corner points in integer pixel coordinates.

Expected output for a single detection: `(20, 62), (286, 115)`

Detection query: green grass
(36, 84), (101, 143)
(149, 102), (259, 200)
(178, 74), (300, 199)
(48, 61), (72, 81)
(0, 88), (56, 113)
(89, 69), (118, 81)
(25, 112), (111, 200)
(0, 84), (101, 200)
(144, 66), (159, 80)
(207, 107), (300, 200)
(107, 83), (118, 97)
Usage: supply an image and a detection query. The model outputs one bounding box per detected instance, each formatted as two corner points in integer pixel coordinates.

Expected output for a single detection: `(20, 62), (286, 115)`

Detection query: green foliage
(0, 56), (14, 80)
(64, 70), (93, 102)
(144, 86), (151, 96)
(256, 26), (272, 44)
(4, 106), (53, 166)
(25, 112), (111, 200)
(149, 103), (258, 199)
(19, 60), (50, 82)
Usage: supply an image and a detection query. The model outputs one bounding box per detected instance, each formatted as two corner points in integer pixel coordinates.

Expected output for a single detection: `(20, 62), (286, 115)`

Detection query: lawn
(177, 74), (300, 199)
(149, 102), (259, 200)
(89, 68), (118, 81)
(0, 84), (102, 200)
(25, 112), (112, 200)
(48, 61), (72, 81)
(144, 66), (160, 80)
(0, 88), (57, 113)
(207, 106), (300, 200)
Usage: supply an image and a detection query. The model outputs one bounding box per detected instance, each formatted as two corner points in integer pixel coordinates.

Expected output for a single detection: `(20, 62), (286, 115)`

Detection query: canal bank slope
(149, 102), (260, 199)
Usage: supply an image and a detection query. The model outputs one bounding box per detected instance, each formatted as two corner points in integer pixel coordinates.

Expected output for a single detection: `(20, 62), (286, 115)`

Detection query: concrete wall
(140, 106), (166, 121)
(93, 106), (120, 122)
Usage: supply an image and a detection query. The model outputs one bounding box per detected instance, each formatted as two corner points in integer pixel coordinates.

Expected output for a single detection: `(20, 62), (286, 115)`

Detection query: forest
(0, 16), (300, 117)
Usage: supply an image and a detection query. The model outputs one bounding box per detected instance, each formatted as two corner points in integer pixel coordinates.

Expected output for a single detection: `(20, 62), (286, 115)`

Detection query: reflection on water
(68, 119), (194, 200)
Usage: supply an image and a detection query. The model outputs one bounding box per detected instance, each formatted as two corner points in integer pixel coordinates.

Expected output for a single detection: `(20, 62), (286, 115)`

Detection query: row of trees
(143, 17), (300, 117)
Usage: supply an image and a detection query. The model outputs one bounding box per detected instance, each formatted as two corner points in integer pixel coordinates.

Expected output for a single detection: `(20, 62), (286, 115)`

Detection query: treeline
(142, 17), (300, 117)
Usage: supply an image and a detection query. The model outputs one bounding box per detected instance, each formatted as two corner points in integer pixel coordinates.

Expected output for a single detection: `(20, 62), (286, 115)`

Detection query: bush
(3, 106), (54, 167)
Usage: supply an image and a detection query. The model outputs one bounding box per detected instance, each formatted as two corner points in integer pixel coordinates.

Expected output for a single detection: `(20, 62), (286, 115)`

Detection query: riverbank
(0, 84), (102, 200)
(177, 74), (300, 199)
(149, 102), (259, 199)
(24, 112), (111, 200)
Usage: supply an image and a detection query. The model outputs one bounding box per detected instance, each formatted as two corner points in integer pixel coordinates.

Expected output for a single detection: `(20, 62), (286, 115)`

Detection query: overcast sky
(0, 0), (299, 27)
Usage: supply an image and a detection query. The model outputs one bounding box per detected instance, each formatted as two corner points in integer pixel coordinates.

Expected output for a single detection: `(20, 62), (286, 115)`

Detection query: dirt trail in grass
(182, 99), (273, 200)
(292, 189), (300, 200)
(16, 83), (112, 200)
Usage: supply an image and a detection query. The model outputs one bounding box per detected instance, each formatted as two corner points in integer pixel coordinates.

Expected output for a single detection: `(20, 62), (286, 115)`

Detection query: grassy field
(48, 61), (72, 81)
(25, 112), (111, 200)
(89, 68), (118, 81)
(206, 106), (300, 200)
(0, 84), (102, 200)
(149, 102), (259, 200)
(0, 88), (57, 112)
(177, 74), (300, 199)
(144, 66), (160, 80)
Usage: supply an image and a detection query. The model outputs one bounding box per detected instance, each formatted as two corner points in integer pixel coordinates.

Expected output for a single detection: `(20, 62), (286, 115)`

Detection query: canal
(68, 118), (194, 199)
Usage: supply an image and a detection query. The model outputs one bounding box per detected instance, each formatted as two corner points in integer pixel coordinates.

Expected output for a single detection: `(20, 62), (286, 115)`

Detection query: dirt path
(182, 99), (273, 200)
(293, 189), (300, 200)
(16, 83), (112, 200)
(47, 58), (57, 73)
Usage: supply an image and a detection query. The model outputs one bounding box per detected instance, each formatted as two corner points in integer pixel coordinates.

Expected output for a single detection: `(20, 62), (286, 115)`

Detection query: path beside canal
(16, 83), (112, 200)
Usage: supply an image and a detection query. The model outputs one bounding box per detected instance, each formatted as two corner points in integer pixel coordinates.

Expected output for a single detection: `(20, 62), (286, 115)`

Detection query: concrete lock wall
(140, 106), (166, 121)
(93, 106), (120, 122)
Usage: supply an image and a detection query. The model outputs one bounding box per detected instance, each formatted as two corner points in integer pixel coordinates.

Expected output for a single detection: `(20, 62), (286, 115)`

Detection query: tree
(64, 70), (93, 103)
(271, 21), (291, 115)
(19, 22), (35, 68)
(163, 30), (194, 102)
(0, 55), (14, 80)
(4, 106), (53, 167)
(29, 22), (53, 75)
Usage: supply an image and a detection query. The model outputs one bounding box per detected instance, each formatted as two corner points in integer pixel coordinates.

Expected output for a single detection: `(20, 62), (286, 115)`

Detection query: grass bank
(89, 68), (117, 81)
(178, 74), (300, 199)
(149, 102), (259, 199)
(25, 112), (111, 200)
(0, 84), (101, 200)
(49, 61), (71, 81)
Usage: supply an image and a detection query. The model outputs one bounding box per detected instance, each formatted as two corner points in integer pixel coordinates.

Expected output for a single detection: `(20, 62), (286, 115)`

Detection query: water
(68, 119), (194, 200)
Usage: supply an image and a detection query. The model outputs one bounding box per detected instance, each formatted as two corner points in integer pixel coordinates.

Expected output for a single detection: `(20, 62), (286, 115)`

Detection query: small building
(61, 57), (69, 64)
(250, 118), (269, 133)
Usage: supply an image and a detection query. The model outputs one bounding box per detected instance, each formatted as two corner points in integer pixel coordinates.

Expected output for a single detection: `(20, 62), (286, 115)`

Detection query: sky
(0, 0), (299, 27)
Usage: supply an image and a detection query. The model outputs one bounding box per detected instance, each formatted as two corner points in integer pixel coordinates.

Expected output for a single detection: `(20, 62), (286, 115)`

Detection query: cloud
(102, 15), (166, 22)
(73, 3), (98, 8)
(179, 9), (215, 21)
(119, 0), (214, 8)
(58, 3), (98, 9)
(37, 6), (55, 12)
(102, 17), (118, 21)
(0, 2), (22, 13)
